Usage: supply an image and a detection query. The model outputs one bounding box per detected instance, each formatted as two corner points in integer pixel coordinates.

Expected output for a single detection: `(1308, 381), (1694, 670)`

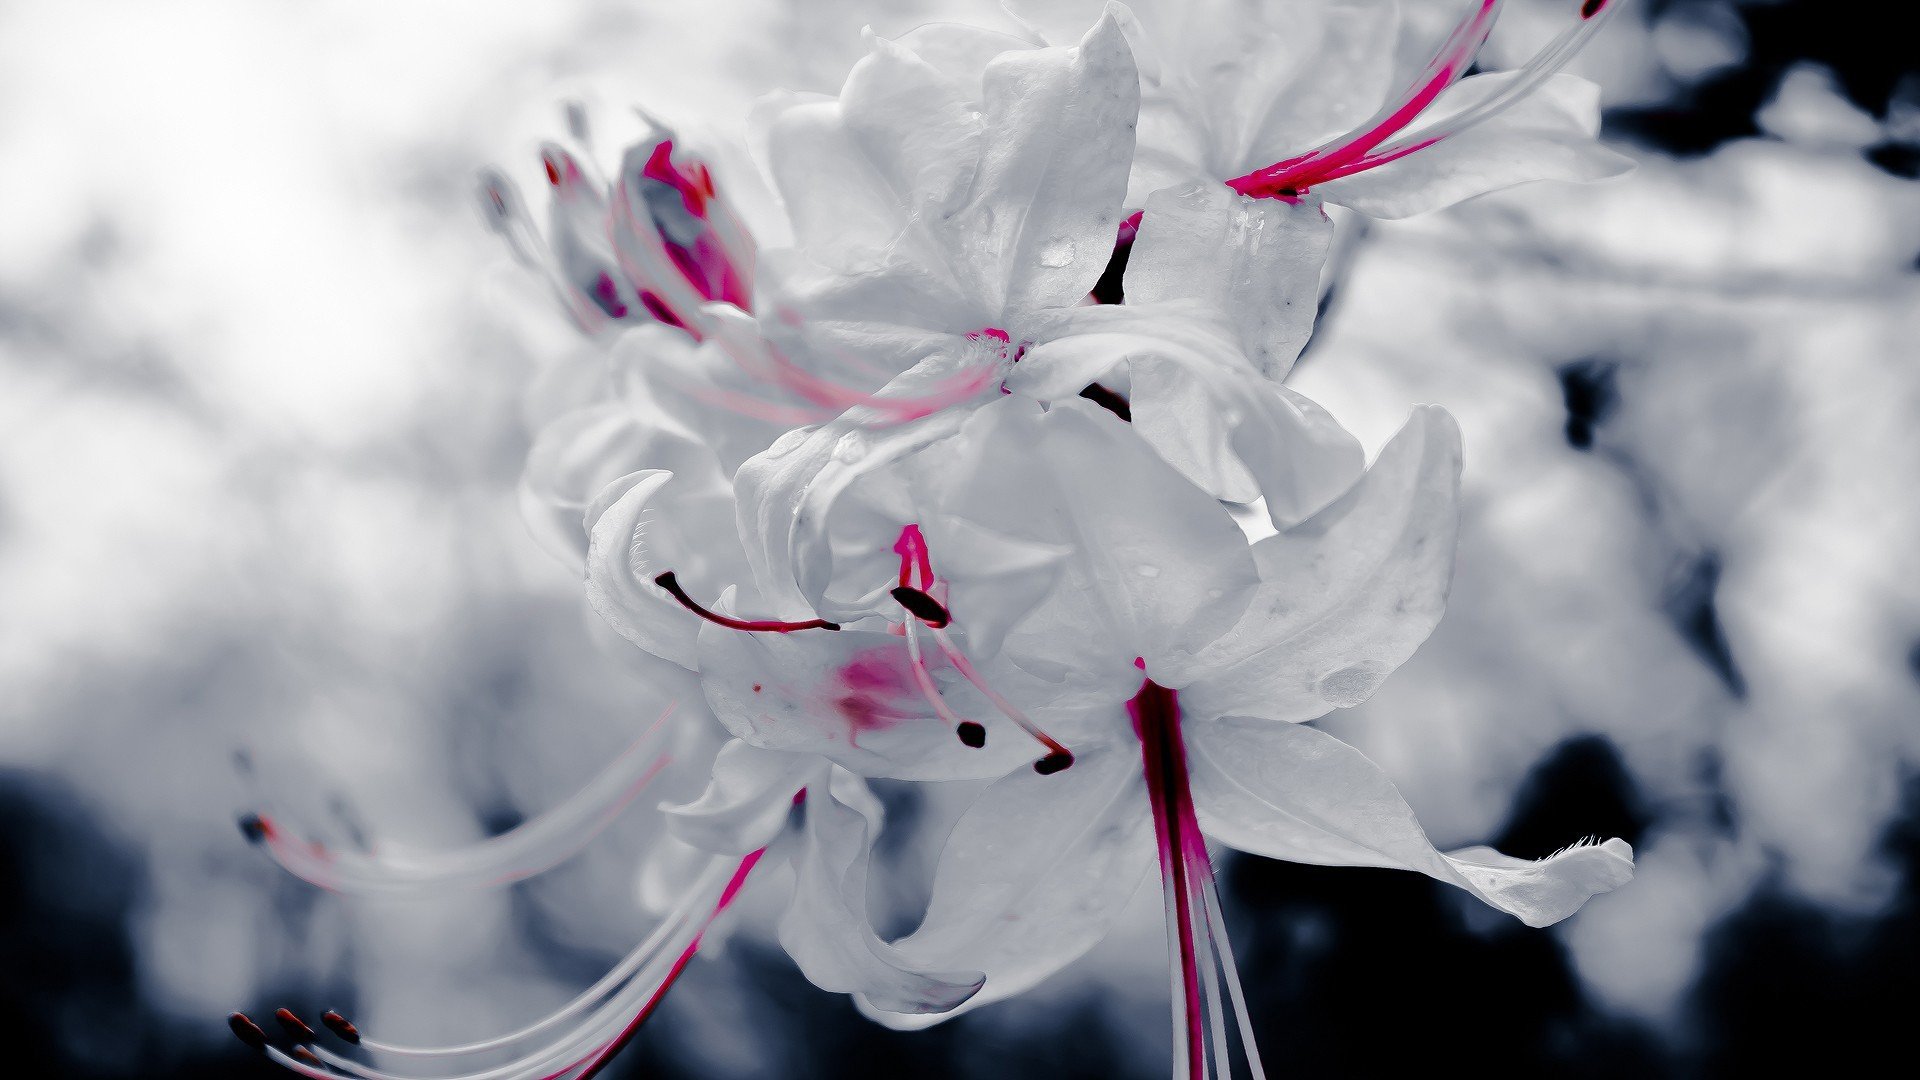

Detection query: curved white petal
(584, 467), (749, 670)
(1187, 717), (1634, 927)
(663, 738), (816, 855)
(859, 743), (1155, 1027)
(1178, 404), (1460, 719)
(1316, 73), (1635, 220)
(782, 769), (987, 1014)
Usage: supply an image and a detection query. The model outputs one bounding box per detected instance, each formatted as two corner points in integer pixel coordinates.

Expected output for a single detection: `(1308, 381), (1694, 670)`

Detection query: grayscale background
(3, 1), (1914, 1075)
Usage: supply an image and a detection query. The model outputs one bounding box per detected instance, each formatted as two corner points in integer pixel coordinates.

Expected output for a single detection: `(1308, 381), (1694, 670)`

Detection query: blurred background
(3, 0), (1915, 1076)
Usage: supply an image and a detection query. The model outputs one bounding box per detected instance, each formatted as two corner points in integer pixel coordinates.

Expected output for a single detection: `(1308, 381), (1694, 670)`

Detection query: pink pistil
(1132, 675), (1209, 1080)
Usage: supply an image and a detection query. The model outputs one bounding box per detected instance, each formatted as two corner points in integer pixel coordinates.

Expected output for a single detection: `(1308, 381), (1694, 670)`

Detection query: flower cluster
(235, 3), (1637, 1078)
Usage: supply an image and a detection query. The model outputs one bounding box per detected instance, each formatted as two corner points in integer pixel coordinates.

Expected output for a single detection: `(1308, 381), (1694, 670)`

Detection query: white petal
(1316, 73), (1635, 220)
(1126, 181), (1332, 380)
(1187, 717), (1634, 927)
(933, 397), (1260, 688)
(781, 770), (986, 1014)
(663, 739), (816, 855)
(842, 31), (985, 220)
(1178, 405), (1460, 719)
(860, 743), (1155, 1027)
(945, 13), (1139, 317)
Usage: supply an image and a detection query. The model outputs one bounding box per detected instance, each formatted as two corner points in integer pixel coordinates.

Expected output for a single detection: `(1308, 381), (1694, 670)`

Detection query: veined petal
(585, 468), (750, 670)
(1315, 72), (1634, 219)
(933, 397), (1260, 688)
(859, 743), (1155, 1027)
(1126, 180), (1333, 380)
(894, 21), (1042, 91)
(1177, 405), (1460, 718)
(945, 12), (1139, 318)
(663, 739), (816, 855)
(757, 96), (922, 275)
(782, 769), (987, 1014)
(1187, 717), (1634, 927)
(842, 30), (985, 220)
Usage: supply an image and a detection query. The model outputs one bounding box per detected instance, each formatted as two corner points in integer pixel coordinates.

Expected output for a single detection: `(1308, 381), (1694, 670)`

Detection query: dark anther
(1078, 382), (1132, 422)
(237, 814), (268, 844)
(1034, 750), (1075, 775)
(322, 1010), (361, 1044)
(1581, 0), (1606, 19)
(890, 586), (952, 627)
(228, 1013), (269, 1050)
(957, 721), (987, 748)
(275, 1008), (316, 1041)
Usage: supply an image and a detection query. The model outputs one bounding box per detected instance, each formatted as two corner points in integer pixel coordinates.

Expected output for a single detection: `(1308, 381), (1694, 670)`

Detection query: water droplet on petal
(831, 430), (867, 463)
(1038, 236), (1076, 268)
(1315, 661), (1392, 708)
(1135, 564), (1161, 578)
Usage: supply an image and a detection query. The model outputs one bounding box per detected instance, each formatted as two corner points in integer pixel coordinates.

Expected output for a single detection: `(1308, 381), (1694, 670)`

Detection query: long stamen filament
(903, 618), (987, 748)
(244, 709), (680, 895)
(653, 571), (840, 632)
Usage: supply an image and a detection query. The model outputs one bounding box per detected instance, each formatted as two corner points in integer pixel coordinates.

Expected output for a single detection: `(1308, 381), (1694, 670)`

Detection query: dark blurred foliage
(5, 1), (1919, 1078)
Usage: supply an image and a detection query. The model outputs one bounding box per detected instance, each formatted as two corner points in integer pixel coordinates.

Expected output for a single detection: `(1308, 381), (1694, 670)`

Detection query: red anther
(890, 586), (951, 628)
(274, 1008), (315, 1041)
(543, 156), (562, 186)
(228, 1013), (269, 1050)
(321, 1010), (360, 1044)
(1078, 382), (1132, 422)
(654, 571), (841, 633)
(1034, 750), (1075, 775)
(293, 1047), (323, 1067)
(957, 721), (987, 748)
(237, 814), (270, 844)
(1581, 0), (1605, 17)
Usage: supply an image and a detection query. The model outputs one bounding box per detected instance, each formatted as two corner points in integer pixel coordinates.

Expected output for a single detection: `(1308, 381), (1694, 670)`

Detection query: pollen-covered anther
(228, 1012), (269, 1051)
(274, 1008), (316, 1041)
(237, 813), (269, 844)
(654, 571), (841, 632)
(890, 585), (951, 628)
(957, 721), (987, 748)
(1034, 750), (1075, 775)
(320, 1010), (360, 1044)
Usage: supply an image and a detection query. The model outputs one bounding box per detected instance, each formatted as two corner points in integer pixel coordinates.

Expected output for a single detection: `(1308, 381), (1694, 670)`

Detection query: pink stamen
(653, 571), (840, 633)
(565, 849), (763, 1080)
(902, 618), (987, 748)
(928, 626), (1071, 774)
(893, 524), (935, 589)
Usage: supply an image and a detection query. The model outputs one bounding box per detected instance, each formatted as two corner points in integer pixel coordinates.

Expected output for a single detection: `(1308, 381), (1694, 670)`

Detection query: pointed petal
(1317, 73), (1634, 220)
(860, 743), (1155, 1027)
(1178, 405), (1461, 718)
(782, 770), (986, 1014)
(945, 12), (1139, 317)
(1187, 717), (1634, 927)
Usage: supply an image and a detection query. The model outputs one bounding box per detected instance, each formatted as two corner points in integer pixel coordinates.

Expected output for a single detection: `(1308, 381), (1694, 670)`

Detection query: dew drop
(1038, 236), (1076, 267)
(1135, 564), (1161, 578)
(1315, 661), (1391, 708)
(831, 430), (867, 463)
